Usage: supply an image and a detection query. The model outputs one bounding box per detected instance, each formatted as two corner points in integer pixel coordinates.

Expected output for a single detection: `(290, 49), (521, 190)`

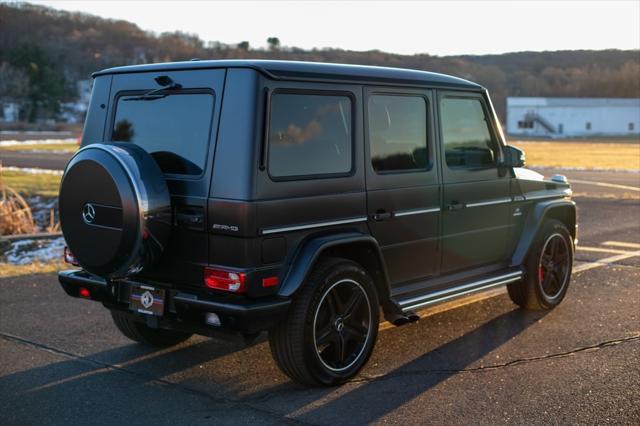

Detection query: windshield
(112, 92), (214, 175)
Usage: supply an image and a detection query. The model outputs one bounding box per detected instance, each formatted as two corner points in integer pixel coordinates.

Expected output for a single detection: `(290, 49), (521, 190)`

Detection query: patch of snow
(27, 195), (59, 230)
(0, 138), (76, 146)
(0, 131), (73, 135)
(3, 237), (65, 265)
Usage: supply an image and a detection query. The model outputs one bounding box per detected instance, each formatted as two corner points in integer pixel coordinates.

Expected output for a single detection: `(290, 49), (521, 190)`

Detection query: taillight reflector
(262, 276), (279, 288)
(204, 268), (246, 293)
(64, 246), (80, 266)
(78, 287), (91, 298)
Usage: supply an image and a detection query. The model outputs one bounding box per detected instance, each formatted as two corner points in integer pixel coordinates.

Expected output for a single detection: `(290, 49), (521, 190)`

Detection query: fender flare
(511, 198), (576, 267)
(277, 232), (391, 303)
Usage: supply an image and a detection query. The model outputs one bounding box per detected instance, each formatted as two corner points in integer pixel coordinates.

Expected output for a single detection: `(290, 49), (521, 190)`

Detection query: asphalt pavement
(0, 174), (639, 424)
(0, 151), (72, 170)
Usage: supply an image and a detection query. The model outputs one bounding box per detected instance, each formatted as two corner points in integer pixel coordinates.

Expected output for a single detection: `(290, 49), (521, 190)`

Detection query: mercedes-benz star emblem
(82, 203), (96, 224)
(140, 291), (154, 309)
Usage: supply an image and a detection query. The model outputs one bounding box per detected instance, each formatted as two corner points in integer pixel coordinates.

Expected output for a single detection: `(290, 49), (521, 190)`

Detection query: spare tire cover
(59, 143), (171, 278)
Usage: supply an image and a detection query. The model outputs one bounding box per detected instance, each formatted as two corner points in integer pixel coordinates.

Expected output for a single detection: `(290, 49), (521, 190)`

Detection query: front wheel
(508, 219), (574, 310)
(269, 258), (379, 386)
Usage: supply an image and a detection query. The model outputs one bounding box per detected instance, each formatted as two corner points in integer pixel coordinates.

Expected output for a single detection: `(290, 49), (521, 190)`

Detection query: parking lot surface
(1, 172), (639, 425)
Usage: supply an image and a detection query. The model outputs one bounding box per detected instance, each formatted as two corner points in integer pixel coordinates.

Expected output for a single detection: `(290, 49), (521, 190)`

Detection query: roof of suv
(93, 59), (483, 90)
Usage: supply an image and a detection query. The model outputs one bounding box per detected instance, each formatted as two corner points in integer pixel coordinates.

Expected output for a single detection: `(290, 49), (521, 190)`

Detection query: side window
(368, 95), (428, 173)
(441, 97), (497, 169)
(268, 92), (352, 179)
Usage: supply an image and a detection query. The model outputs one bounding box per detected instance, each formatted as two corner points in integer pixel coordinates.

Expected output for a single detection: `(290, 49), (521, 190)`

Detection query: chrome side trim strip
(398, 271), (522, 311)
(525, 193), (565, 201)
(465, 197), (512, 208)
(401, 275), (522, 312)
(394, 207), (440, 217)
(261, 216), (368, 235)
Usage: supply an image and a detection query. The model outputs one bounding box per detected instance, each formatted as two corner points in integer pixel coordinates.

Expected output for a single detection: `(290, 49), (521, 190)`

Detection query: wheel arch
(278, 232), (392, 307)
(511, 198), (577, 267)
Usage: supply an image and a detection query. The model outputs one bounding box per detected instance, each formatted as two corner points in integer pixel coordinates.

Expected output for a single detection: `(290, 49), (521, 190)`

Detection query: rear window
(368, 95), (428, 173)
(112, 92), (214, 175)
(268, 93), (352, 179)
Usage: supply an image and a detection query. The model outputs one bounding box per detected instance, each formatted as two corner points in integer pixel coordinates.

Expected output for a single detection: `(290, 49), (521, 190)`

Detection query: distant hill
(1, 2), (639, 121)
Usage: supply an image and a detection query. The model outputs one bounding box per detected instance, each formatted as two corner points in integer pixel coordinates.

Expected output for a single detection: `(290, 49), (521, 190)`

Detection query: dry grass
(0, 167), (61, 235)
(0, 142), (78, 153)
(0, 261), (65, 278)
(511, 141), (640, 171)
(0, 176), (37, 235)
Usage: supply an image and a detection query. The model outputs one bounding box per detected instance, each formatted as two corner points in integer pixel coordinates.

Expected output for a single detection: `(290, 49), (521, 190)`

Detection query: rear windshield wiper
(124, 76), (182, 102)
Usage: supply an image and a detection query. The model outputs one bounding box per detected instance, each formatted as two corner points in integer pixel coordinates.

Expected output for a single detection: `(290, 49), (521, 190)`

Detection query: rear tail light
(204, 267), (246, 293)
(64, 246), (80, 266)
(78, 287), (91, 298)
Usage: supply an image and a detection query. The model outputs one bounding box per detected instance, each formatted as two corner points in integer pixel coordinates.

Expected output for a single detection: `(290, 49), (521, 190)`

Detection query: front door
(365, 87), (441, 286)
(438, 91), (511, 274)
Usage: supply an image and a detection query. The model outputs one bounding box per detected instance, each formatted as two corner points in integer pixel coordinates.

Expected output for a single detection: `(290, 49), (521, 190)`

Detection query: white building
(506, 97), (640, 138)
(1, 102), (19, 123)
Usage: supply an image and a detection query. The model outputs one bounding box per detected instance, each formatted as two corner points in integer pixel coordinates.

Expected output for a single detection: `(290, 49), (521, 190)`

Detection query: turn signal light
(262, 276), (279, 288)
(64, 246), (80, 266)
(204, 268), (246, 293)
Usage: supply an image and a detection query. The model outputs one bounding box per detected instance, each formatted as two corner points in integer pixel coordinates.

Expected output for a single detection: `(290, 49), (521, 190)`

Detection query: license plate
(129, 285), (165, 316)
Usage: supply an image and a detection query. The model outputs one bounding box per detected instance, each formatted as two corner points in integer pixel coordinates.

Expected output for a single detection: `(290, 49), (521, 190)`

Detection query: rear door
(102, 69), (225, 286)
(437, 91), (511, 274)
(364, 87), (441, 286)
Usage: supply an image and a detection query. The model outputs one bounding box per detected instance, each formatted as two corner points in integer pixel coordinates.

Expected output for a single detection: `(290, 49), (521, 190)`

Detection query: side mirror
(502, 145), (526, 168)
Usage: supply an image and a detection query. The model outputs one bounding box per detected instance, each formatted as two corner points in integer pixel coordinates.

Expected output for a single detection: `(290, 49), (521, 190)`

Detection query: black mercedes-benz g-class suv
(58, 60), (576, 386)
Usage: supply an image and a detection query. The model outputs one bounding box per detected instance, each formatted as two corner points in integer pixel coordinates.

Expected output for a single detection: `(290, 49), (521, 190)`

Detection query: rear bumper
(58, 270), (291, 336)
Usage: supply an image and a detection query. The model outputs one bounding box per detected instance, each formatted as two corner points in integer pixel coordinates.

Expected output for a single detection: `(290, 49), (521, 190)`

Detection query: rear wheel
(508, 219), (573, 310)
(111, 311), (192, 348)
(269, 258), (379, 386)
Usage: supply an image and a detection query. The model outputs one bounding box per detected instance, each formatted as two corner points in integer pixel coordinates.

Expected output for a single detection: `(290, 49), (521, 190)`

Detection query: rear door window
(368, 95), (428, 173)
(112, 92), (214, 175)
(268, 92), (352, 179)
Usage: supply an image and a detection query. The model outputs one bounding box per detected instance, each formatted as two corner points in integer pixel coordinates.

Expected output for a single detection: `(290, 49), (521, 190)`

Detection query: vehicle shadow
(0, 304), (548, 424)
(285, 307), (550, 424)
(0, 332), (259, 394)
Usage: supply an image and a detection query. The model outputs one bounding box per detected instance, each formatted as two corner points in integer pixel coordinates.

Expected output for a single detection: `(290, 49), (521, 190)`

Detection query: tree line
(1, 2), (638, 121)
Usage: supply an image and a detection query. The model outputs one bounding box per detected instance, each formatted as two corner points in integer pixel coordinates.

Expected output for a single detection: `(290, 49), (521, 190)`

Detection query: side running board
(395, 270), (523, 313)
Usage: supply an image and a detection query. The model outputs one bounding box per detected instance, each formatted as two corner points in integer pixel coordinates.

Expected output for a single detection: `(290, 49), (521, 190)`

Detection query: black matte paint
(59, 60), (576, 338)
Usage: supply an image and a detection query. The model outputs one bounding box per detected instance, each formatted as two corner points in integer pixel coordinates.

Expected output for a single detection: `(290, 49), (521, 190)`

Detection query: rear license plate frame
(129, 284), (165, 316)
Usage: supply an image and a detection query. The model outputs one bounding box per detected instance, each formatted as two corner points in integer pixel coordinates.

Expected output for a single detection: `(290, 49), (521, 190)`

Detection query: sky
(26, 0), (640, 56)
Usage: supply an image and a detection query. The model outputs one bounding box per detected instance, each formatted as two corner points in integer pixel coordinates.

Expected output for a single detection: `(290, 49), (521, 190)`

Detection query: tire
(111, 311), (192, 348)
(268, 258), (379, 386)
(508, 219), (573, 310)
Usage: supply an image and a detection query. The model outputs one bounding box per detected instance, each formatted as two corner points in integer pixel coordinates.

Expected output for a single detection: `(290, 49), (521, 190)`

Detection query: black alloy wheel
(538, 233), (571, 302)
(268, 258), (379, 386)
(507, 219), (573, 310)
(313, 279), (372, 372)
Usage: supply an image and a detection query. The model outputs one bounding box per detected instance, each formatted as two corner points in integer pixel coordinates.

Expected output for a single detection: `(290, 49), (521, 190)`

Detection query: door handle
(372, 210), (392, 221)
(174, 206), (204, 230)
(447, 201), (465, 211)
(176, 212), (202, 225)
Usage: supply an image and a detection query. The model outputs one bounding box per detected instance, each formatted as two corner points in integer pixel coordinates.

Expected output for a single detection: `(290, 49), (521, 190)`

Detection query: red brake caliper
(538, 265), (545, 283)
